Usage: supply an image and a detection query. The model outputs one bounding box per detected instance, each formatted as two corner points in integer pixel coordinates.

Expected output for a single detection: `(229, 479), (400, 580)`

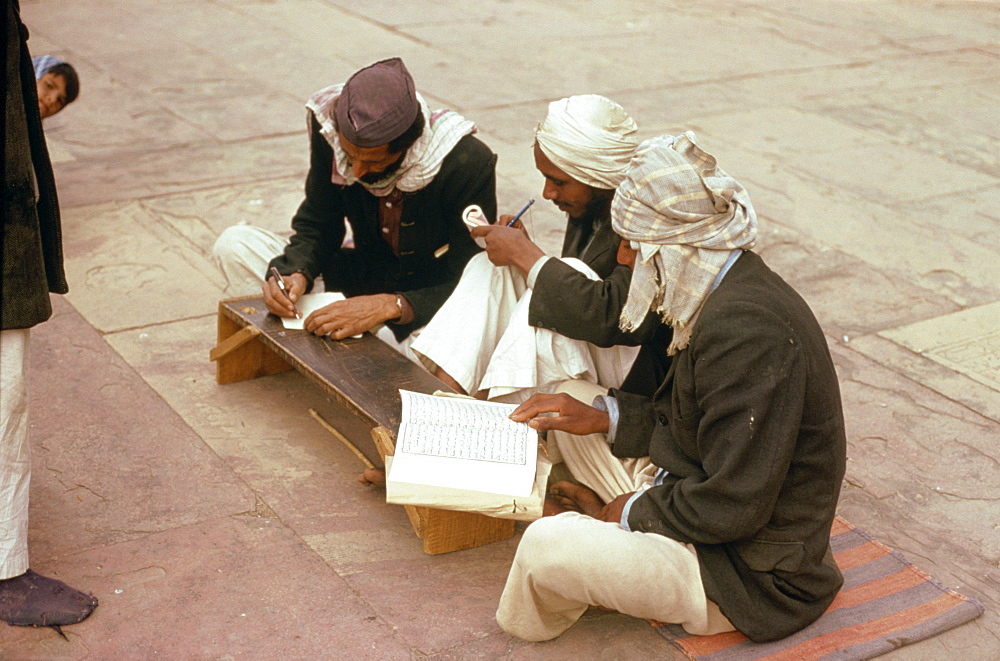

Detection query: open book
(387, 390), (538, 498)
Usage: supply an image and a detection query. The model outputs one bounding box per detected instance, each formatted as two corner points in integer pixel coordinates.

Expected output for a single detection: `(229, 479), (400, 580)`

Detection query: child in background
(32, 55), (79, 118)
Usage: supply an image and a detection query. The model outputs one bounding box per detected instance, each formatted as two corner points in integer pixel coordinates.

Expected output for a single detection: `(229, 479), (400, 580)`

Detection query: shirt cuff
(619, 490), (643, 530)
(590, 395), (619, 444)
(525, 256), (552, 289)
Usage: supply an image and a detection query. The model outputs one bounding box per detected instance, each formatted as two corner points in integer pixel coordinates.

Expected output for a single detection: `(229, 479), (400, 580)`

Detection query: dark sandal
(0, 569), (98, 628)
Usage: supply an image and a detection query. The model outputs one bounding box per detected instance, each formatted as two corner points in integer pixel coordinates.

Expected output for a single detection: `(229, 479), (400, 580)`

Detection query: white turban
(612, 132), (758, 354)
(534, 95), (639, 190)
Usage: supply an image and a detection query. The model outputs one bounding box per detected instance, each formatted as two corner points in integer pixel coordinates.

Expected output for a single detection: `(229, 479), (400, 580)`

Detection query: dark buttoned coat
(527, 216), (670, 396)
(268, 115), (498, 340)
(612, 251), (846, 642)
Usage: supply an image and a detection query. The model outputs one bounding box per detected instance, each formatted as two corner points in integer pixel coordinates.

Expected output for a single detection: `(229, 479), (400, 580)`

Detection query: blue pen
(506, 199), (535, 227)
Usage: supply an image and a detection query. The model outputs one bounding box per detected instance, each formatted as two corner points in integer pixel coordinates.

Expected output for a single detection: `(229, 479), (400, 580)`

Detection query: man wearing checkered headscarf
(498, 134), (847, 645)
(612, 131), (758, 354)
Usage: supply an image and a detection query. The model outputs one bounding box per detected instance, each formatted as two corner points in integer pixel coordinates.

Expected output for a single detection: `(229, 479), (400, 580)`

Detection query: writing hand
(304, 293), (399, 340)
(509, 393), (610, 436)
(496, 214), (529, 231)
(263, 272), (307, 318)
(470, 224), (543, 274)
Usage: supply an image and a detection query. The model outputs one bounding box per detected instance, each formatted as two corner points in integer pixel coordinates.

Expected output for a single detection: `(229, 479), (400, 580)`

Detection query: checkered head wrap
(612, 132), (757, 354)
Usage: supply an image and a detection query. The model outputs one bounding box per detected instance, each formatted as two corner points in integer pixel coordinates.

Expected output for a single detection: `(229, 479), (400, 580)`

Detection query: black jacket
(2, 0), (68, 331)
(269, 115), (498, 340)
(527, 215), (669, 396)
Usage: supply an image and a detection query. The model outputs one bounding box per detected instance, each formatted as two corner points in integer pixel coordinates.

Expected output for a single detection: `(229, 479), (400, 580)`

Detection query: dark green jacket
(269, 115), (498, 340)
(2, 0), (68, 331)
(612, 251), (846, 642)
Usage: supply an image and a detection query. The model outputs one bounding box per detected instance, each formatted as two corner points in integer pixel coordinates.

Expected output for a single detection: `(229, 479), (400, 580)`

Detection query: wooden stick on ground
(308, 408), (375, 469)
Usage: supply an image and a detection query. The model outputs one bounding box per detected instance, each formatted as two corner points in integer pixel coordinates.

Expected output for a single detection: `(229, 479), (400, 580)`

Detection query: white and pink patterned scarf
(306, 84), (475, 197)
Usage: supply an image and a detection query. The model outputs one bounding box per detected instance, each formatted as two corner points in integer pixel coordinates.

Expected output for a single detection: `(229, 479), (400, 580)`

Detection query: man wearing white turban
(499, 133), (847, 644)
(408, 95), (658, 411)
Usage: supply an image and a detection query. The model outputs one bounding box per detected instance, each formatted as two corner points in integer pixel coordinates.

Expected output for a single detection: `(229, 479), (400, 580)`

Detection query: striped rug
(655, 516), (984, 660)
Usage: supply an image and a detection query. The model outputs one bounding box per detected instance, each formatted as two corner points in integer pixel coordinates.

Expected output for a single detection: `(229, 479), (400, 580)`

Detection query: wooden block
(214, 302), (292, 384)
(371, 427), (425, 535)
(419, 508), (515, 555)
(370, 425), (397, 459)
(370, 427), (515, 554)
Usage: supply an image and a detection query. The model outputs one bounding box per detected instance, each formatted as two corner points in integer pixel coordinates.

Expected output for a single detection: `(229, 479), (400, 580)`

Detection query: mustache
(358, 154), (405, 185)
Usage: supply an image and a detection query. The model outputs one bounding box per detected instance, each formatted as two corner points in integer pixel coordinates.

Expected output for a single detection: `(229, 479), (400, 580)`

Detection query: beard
(359, 153), (406, 186)
(568, 187), (615, 225)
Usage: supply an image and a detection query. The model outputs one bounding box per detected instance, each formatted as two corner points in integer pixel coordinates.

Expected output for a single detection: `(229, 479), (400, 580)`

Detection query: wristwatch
(394, 294), (403, 320)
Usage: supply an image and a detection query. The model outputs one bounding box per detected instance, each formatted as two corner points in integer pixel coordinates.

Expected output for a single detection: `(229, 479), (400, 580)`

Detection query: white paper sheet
(281, 291), (346, 330)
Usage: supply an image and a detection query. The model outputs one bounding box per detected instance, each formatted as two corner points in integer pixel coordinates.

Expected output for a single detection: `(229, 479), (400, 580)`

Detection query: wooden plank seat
(210, 294), (516, 554)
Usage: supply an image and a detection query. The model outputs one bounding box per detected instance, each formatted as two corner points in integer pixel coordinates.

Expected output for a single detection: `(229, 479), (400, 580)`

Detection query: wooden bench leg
(370, 427), (515, 555)
(212, 305), (292, 384)
(418, 507), (516, 555)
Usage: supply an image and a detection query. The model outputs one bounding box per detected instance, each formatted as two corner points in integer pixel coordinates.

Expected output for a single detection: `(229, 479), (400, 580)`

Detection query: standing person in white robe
(410, 95), (645, 405)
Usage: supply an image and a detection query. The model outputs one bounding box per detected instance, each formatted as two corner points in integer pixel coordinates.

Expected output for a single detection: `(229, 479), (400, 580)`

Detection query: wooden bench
(209, 295), (516, 554)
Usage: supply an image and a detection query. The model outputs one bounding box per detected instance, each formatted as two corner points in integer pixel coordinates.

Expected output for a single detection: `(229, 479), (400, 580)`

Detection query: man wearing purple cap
(214, 58), (498, 350)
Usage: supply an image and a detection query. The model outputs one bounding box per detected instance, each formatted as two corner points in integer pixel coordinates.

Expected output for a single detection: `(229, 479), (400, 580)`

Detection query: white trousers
(546, 379), (656, 504)
(211, 223), (422, 362)
(0, 329), (31, 579)
(212, 224), (289, 297)
(496, 511), (734, 641)
(496, 379), (734, 641)
(410, 253), (640, 404)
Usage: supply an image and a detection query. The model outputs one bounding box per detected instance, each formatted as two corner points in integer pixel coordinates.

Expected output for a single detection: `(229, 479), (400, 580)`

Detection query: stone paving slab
(848, 333), (1000, 426)
(699, 159), (999, 304)
(60, 201), (228, 332)
(425, 611), (674, 660)
(880, 301), (1000, 393)
(102, 314), (687, 656)
(24, 298), (253, 561)
(754, 227), (962, 340)
(37, 84), (212, 168)
(834, 344), (1000, 565)
(1, 515), (413, 659)
(50, 132), (308, 209)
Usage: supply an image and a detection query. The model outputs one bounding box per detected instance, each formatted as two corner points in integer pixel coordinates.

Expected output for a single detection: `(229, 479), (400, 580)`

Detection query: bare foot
(434, 367), (468, 395)
(543, 495), (574, 517)
(0, 570), (98, 628)
(357, 467), (386, 486)
(548, 481), (606, 518)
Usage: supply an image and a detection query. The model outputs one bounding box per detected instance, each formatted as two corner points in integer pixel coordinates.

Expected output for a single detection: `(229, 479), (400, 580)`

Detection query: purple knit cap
(335, 58), (419, 148)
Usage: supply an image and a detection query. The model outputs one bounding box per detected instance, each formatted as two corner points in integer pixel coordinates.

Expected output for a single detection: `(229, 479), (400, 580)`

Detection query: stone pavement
(5, 0), (997, 657)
